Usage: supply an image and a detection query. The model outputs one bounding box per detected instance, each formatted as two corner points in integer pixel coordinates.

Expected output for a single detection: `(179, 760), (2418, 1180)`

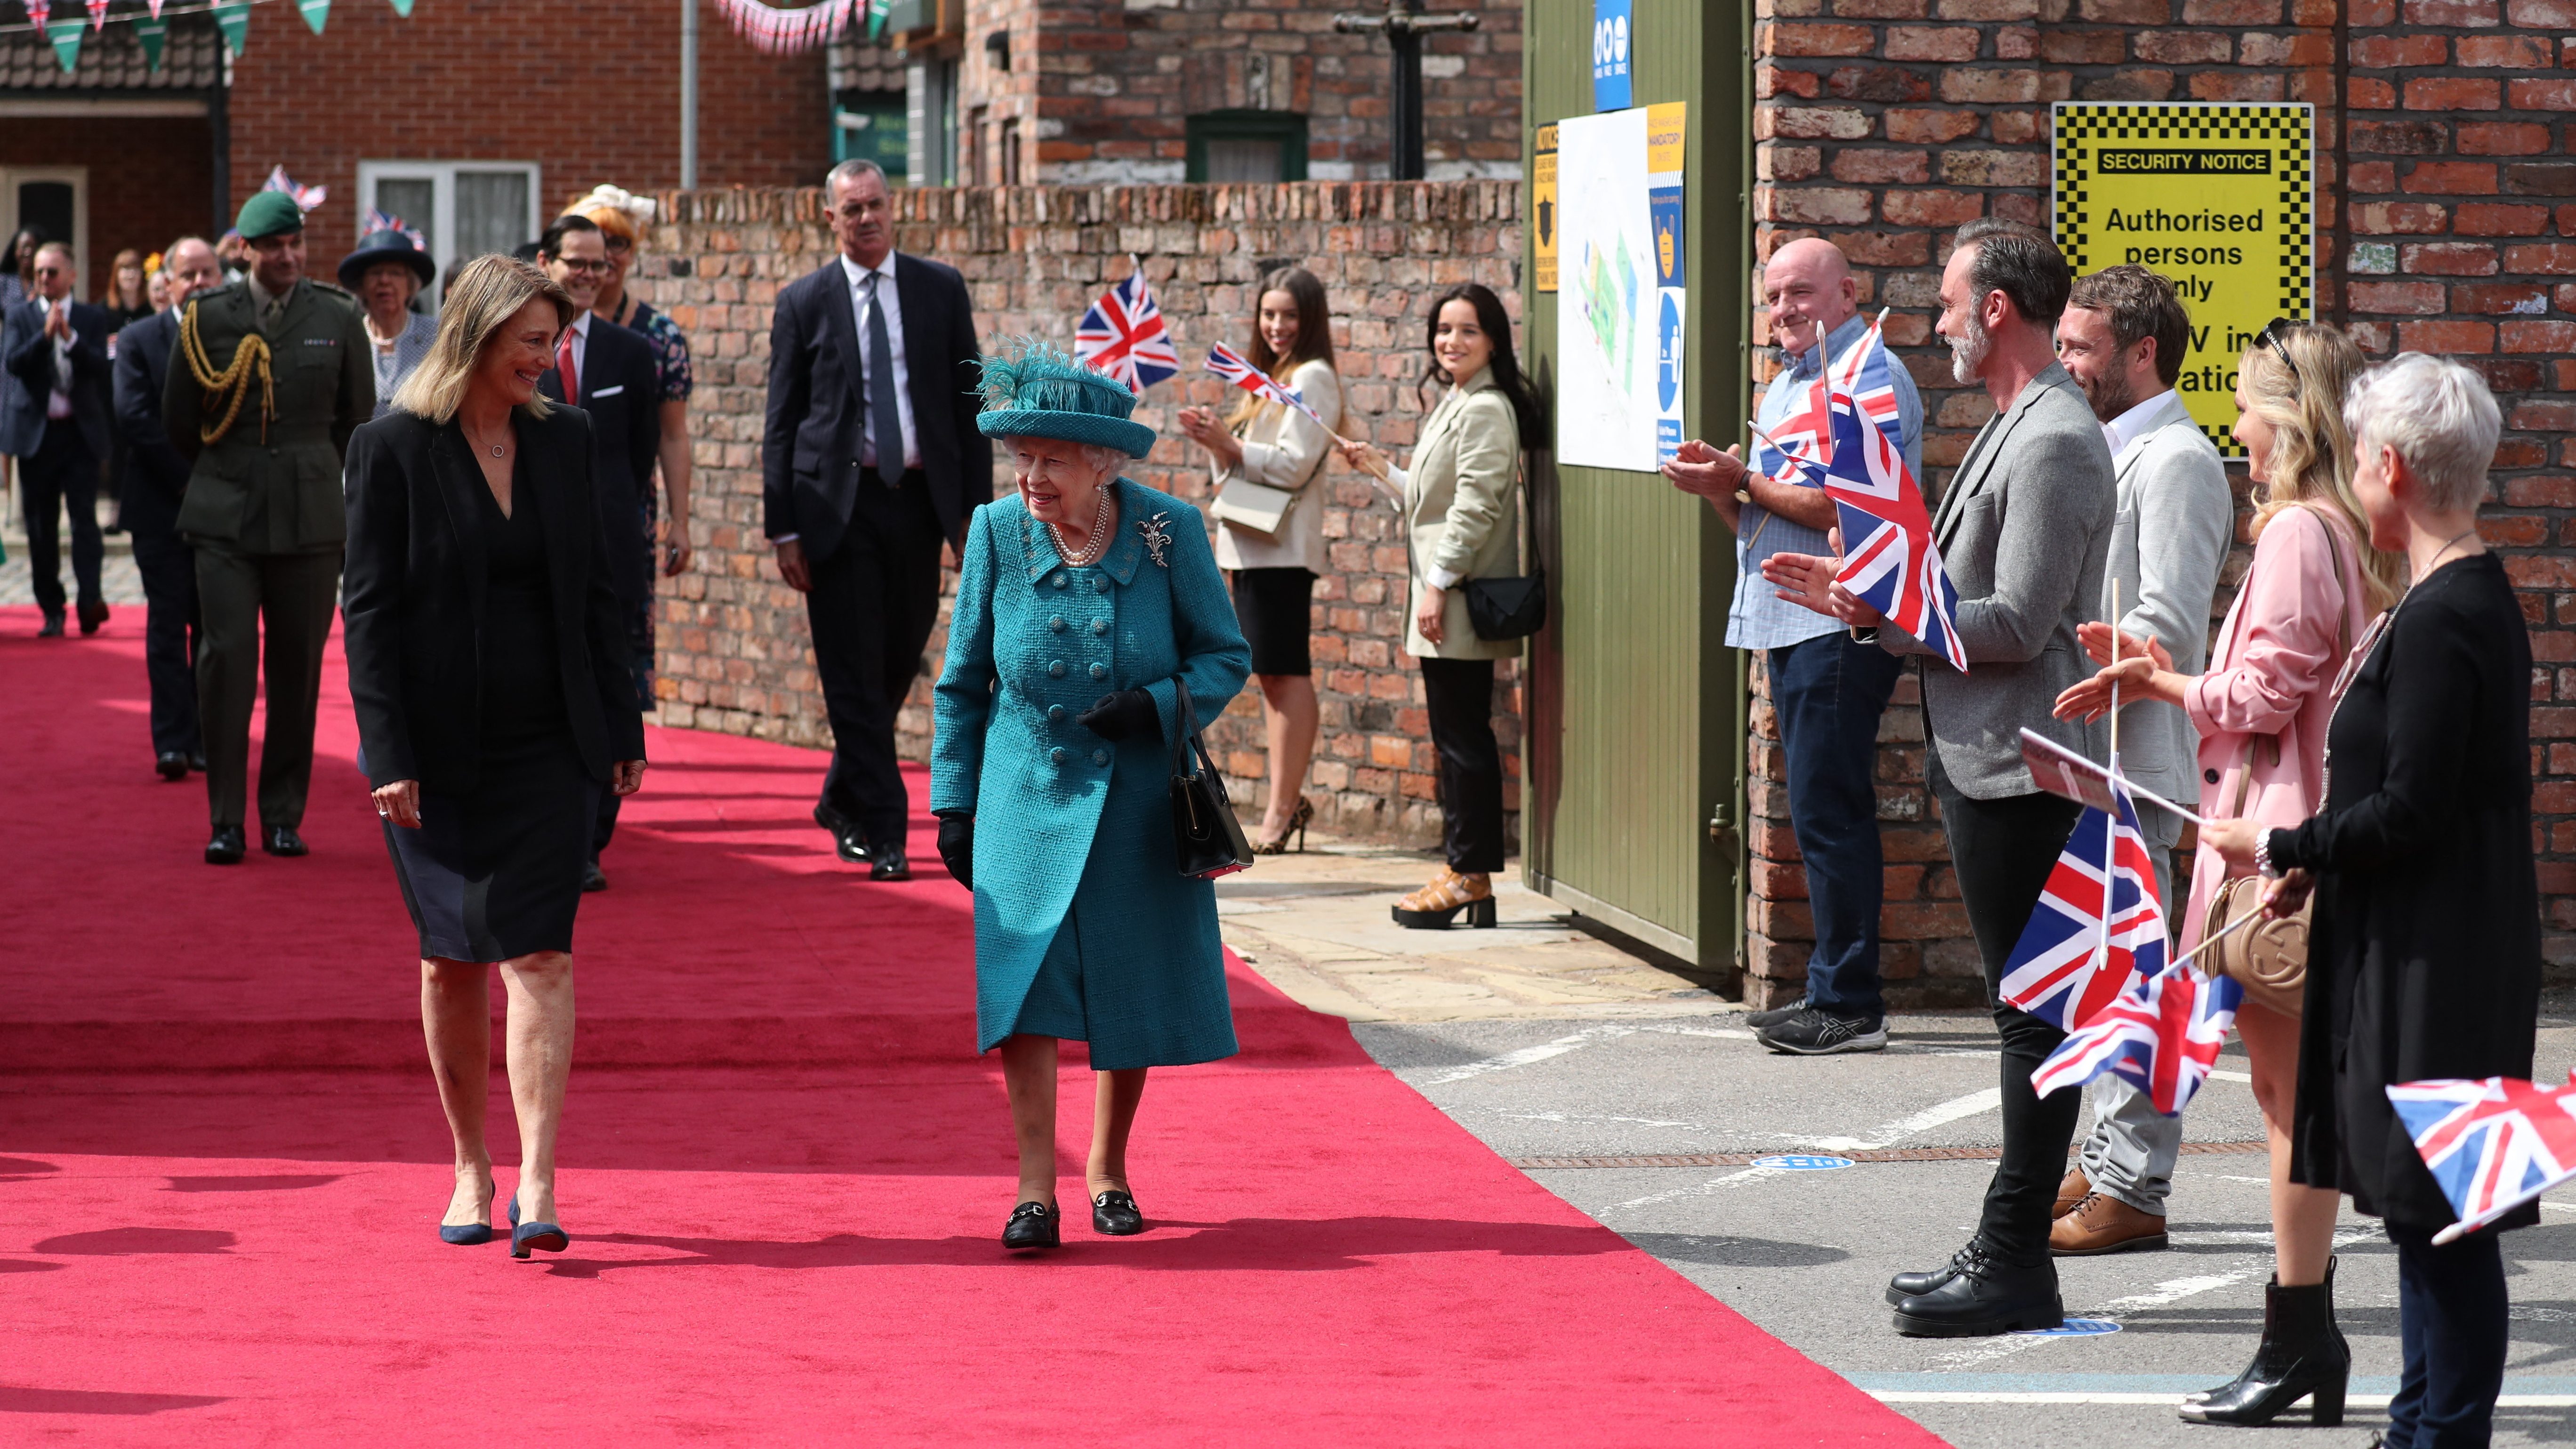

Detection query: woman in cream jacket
(1340, 282), (1542, 928)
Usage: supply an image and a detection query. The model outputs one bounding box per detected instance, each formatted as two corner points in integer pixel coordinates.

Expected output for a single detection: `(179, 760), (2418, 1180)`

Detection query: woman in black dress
(2205, 352), (2534, 1446)
(342, 255), (647, 1260)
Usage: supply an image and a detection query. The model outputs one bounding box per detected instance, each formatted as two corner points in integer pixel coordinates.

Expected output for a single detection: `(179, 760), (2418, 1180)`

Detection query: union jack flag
(1820, 316), (1967, 671)
(1999, 789), (2167, 1031)
(1204, 342), (1327, 430)
(1751, 372), (1831, 487)
(262, 165), (326, 213)
(2032, 957), (2242, 1116)
(1073, 260), (1179, 393)
(362, 208), (426, 250)
(2388, 1074), (2576, 1241)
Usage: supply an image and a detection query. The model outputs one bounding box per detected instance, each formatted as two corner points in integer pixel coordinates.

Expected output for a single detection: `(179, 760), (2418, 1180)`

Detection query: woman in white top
(1175, 266), (1343, 853)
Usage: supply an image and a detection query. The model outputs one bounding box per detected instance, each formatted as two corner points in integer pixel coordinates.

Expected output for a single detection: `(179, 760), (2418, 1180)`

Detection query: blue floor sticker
(2018, 1318), (2123, 1337)
(1751, 1154), (1854, 1171)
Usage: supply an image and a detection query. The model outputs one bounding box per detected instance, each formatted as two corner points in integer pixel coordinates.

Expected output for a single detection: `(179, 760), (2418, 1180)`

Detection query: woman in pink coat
(2056, 320), (2402, 1427)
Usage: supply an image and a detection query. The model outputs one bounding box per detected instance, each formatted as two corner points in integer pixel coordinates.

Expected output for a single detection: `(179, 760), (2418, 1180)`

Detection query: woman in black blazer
(342, 255), (647, 1260)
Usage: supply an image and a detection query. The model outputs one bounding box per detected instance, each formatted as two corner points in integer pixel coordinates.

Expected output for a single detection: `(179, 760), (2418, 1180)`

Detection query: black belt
(864, 464), (924, 490)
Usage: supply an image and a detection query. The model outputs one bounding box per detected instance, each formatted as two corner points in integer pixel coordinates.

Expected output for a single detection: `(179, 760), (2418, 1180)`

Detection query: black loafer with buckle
(1002, 1200), (1061, 1251)
(1092, 1190), (1144, 1236)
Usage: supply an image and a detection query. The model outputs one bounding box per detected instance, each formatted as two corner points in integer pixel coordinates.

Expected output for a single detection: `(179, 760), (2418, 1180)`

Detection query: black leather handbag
(1168, 682), (1254, 879)
(1464, 568), (1547, 640)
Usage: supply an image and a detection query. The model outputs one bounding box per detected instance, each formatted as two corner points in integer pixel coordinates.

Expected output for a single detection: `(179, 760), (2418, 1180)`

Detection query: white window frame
(355, 160), (542, 306)
(0, 167), (88, 288)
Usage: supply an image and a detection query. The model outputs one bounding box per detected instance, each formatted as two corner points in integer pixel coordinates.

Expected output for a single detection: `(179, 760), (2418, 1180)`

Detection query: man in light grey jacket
(2048, 266), (2236, 1257)
(1767, 218), (2113, 1337)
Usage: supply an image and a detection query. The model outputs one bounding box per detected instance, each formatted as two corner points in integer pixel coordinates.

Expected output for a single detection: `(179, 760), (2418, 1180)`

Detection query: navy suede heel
(438, 1182), (496, 1246)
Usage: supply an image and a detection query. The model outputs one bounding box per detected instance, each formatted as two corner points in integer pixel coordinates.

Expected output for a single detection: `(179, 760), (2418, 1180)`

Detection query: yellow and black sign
(1534, 122), (1558, 293)
(2053, 102), (2313, 457)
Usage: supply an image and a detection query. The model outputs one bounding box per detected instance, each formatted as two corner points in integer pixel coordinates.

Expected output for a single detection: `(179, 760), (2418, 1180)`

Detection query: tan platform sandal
(1391, 866), (1497, 929)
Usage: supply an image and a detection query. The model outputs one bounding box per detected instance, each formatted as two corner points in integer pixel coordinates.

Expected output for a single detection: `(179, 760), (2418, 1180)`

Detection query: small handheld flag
(1074, 259), (1180, 393)
(1204, 342), (1327, 429)
(262, 164), (326, 213)
(2032, 956), (2243, 1116)
(1999, 788), (2168, 1031)
(2388, 1074), (2576, 1244)
(1820, 312), (1966, 672)
(362, 208), (426, 250)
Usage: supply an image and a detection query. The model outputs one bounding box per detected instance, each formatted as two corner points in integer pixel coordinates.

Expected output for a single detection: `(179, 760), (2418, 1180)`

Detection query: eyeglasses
(603, 236), (633, 255)
(552, 257), (612, 274)
(2256, 317), (2307, 386)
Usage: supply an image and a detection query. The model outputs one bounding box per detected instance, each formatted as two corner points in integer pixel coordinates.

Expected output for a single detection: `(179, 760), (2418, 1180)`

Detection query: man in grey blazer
(1767, 218), (2113, 1336)
(2049, 266), (2236, 1257)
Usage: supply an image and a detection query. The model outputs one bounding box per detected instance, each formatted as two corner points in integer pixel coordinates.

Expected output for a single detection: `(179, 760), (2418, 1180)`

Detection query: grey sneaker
(1757, 1007), (1889, 1055)
(1744, 996), (1811, 1030)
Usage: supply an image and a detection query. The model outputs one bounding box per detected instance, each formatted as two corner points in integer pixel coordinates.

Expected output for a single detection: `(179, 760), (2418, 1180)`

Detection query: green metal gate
(1520, 0), (1750, 979)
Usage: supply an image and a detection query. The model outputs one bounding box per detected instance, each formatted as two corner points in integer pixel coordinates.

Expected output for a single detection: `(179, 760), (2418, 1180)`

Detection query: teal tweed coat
(930, 479), (1254, 1068)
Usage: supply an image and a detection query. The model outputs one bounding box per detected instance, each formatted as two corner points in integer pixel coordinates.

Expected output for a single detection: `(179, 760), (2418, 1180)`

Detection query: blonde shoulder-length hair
(390, 255), (577, 425)
(2239, 323), (2406, 613)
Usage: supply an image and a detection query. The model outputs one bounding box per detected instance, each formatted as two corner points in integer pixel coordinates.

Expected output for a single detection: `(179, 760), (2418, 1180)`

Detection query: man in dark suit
(112, 235), (225, 779)
(537, 212), (662, 890)
(3, 241), (115, 637)
(764, 158), (988, 881)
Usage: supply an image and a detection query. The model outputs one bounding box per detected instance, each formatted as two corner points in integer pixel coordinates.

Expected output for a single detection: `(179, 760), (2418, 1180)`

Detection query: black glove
(1077, 688), (1159, 742)
(935, 812), (974, 890)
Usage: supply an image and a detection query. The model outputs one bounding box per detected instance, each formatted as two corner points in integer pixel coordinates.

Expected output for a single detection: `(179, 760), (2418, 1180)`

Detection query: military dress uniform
(163, 219), (373, 856)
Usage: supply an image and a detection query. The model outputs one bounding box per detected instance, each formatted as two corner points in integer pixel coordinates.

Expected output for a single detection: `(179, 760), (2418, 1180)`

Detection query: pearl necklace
(1046, 488), (1116, 567)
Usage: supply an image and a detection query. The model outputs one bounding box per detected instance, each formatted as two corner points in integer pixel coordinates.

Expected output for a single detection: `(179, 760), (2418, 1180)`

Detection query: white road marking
(1495, 1110), (1713, 1131)
(1416, 1025), (1635, 1086)
(2206, 1069), (2252, 1082)
(1803, 1087), (2005, 1153)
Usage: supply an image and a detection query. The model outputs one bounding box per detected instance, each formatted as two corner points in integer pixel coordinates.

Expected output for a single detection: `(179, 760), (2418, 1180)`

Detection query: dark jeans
(806, 469), (946, 849)
(130, 527), (201, 757)
(2386, 1221), (2509, 1449)
(19, 426), (101, 615)
(1932, 754), (2085, 1264)
(1420, 656), (1505, 874)
(1770, 632), (1904, 1018)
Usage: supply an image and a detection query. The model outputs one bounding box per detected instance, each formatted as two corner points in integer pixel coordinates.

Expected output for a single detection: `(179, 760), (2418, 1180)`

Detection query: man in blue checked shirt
(1664, 237), (1923, 1057)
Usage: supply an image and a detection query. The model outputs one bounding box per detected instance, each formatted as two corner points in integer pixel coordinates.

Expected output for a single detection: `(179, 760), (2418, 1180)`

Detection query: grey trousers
(2075, 800), (2187, 1215)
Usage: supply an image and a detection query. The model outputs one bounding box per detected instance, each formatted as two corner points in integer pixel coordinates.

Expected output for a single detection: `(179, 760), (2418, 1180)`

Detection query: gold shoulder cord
(177, 300), (274, 445)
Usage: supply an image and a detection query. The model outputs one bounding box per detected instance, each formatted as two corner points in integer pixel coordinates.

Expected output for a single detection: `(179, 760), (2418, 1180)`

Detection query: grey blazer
(2097, 394), (2235, 808)
(1885, 362), (2115, 800)
(369, 311), (437, 420)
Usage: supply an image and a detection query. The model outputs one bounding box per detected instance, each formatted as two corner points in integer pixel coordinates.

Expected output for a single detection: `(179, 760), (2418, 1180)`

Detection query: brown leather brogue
(2054, 1167), (2092, 1220)
(2050, 1191), (2170, 1256)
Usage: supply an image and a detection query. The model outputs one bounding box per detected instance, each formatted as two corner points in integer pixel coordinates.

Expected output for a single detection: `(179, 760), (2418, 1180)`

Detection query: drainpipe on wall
(681, 0), (700, 190)
(209, 78), (230, 231)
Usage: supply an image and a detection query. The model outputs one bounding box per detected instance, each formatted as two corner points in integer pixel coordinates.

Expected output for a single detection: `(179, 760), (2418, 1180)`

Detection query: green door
(1521, 0), (1749, 979)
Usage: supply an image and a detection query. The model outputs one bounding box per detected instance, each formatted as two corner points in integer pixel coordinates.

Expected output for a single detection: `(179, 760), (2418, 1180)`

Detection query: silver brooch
(1137, 510), (1174, 568)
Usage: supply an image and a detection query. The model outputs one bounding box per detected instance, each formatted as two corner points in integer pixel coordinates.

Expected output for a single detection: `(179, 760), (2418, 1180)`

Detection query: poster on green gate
(2052, 102), (2314, 458)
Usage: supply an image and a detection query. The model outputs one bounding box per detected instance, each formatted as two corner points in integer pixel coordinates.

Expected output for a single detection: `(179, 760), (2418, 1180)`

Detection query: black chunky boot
(2179, 1256), (2350, 1426)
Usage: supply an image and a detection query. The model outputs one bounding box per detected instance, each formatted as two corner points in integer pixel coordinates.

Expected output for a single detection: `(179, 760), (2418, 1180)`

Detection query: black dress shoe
(76, 599), (108, 636)
(1092, 1190), (1144, 1236)
(37, 611), (64, 638)
(813, 804), (871, 864)
(205, 826), (246, 865)
(870, 847), (910, 882)
(262, 826), (308, 857)
(188, 751), (207, 773)
(1002, 1200), (1061, 1251)
(1892, 1244), (2062, 1337)
(582, 861), (609, 893)
(1887, 1241), (1981, 1305)
(156, 752), (190, 782)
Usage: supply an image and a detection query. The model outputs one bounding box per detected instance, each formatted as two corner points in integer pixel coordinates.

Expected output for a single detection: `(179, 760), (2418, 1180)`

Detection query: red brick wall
(0, 116), (214, 287)
(224, 0), (832, 263)
(1748, 0), (2576, 1005)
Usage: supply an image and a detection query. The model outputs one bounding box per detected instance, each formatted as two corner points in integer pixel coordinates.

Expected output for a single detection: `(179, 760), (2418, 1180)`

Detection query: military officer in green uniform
(165, 190), (374, 864)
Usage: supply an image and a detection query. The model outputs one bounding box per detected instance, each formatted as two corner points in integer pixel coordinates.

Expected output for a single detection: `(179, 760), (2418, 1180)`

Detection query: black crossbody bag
(1169, 681), (1254, 879)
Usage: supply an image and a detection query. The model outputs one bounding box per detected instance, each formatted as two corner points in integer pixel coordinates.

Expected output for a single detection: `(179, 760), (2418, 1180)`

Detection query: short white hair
(2343, 352), (2502, 514)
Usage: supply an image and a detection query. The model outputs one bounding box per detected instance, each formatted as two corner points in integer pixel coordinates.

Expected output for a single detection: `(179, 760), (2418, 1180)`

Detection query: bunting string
(712, 0), (885, 54)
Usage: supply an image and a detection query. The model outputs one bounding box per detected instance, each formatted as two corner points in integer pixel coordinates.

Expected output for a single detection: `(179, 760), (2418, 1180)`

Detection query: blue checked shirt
(1726, 312), (1925, 652)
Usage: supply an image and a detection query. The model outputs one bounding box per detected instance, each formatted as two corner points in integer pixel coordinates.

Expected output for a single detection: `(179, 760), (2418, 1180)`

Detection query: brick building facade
(1745, 0), (2576, 1004)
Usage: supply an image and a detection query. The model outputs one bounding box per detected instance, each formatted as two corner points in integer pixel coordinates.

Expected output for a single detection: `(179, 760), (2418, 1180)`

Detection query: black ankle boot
(1891, 1239), (2064, 1337)
(2179, 1256), (2350, 1426)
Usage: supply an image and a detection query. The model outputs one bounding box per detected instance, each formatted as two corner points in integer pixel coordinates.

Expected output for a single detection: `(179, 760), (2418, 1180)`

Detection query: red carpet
(0, 606), (1942, 1445)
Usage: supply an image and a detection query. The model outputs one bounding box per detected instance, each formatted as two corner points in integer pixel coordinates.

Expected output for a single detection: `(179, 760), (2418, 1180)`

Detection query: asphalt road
(1354, 1008), (2576, 1449)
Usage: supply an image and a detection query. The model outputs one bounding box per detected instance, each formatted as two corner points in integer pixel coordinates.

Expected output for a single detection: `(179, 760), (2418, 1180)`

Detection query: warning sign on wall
(2053, 102), (2313, 458)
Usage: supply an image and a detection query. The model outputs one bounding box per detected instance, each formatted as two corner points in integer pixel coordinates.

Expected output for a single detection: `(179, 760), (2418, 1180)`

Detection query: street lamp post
(1333, 0), (1480, 182)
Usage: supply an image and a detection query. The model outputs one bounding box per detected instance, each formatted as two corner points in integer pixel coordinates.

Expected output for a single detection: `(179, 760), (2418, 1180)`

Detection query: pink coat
(2177, 504), (2375, 947)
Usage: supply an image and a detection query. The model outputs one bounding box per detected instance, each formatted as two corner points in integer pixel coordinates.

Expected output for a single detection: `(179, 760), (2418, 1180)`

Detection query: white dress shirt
(33, 295), (73, 419)
(2101, 387), (2180, 455)
(838, 250), (919, 471)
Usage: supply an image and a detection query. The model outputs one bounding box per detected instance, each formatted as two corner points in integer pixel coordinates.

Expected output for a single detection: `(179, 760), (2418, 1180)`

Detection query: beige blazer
(1212, 358), (1341, 573)
(1402, 366), (1523, 661)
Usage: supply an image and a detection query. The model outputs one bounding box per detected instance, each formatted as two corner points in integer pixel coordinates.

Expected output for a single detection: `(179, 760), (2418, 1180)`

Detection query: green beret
(234, 190), (305, 242)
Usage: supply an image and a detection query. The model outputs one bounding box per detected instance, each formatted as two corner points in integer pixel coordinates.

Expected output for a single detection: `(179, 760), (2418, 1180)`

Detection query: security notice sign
(2053, 102), (2313, 457)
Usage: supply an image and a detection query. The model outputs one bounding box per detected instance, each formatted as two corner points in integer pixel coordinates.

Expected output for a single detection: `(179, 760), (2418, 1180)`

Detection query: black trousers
(130, 526), (202, 757)
(1931, 754), (2086, 1264)
(19, 426), (102, 615)
(1420, 656), (1506, 874)
(2386, 1221), (2510, 1449)
(806, 469), (946, 848)
(195, 542), (340, 831)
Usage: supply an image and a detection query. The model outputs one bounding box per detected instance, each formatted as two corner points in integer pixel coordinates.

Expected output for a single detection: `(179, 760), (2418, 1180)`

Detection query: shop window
(1186, 112), (1308, 185)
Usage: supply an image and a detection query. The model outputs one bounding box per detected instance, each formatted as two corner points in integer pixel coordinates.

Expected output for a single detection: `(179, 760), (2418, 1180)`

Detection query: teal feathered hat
(974, 338), (1157, 459)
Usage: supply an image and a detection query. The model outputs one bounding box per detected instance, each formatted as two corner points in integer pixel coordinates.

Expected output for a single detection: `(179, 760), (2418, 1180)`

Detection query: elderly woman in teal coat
(931, 341), (1253, 1253)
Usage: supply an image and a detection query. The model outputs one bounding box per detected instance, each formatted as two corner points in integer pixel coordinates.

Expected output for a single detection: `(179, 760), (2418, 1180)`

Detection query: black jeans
(2386, 1221), (2509, 1448)
(806, 470), (946, 849)
(19, 426), (101, 615)
(130, 526), (201, 757)
(1420, 656), (1505, 874)
(1932, 755), (2085, 1264)
(1770, 633), (1904, 1018)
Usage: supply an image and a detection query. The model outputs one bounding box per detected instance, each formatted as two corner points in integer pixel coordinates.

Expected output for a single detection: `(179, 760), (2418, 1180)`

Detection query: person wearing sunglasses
(537, 213), (662, 891)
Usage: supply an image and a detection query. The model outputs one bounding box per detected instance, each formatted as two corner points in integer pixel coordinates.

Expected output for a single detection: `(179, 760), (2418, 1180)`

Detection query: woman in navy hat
(339, 227), (438, 419)
(931, 340), (1253, 1253)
